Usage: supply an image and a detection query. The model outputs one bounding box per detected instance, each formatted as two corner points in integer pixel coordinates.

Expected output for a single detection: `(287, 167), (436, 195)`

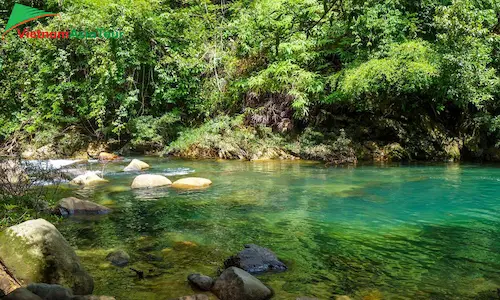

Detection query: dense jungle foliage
(0, 0), (499, 162)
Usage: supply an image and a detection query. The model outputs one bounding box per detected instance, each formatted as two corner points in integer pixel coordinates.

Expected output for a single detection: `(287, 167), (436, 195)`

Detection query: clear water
(56, 158), (500, 300)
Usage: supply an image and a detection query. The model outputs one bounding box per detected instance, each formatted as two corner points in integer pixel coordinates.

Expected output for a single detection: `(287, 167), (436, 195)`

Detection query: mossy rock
(0, 219), (93, 295)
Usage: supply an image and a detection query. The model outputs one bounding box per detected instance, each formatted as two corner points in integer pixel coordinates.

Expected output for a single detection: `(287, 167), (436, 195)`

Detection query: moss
(0, 230), (45, 284)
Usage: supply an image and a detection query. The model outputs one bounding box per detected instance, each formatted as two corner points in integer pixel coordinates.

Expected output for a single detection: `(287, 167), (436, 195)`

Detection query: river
(55, 158), (500, 299)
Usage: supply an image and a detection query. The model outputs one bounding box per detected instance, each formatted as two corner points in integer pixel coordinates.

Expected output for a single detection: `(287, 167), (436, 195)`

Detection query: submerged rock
(224, 244), (287, 274)
(57, 197), (110, 216)
(170, 295), (208, 300)
(0, 219), (94, 295)
(131, 174), (171, 189)
(124, 159), (150, 172)
(171, 177), (212, 189)
(187, 273), (213, 291)
(212, 267), (272, 300)
(27, 283), (73, 300)
(2, 288), (42, 300)
(70, 171), (108, 186)
(105, 250), (130, 267)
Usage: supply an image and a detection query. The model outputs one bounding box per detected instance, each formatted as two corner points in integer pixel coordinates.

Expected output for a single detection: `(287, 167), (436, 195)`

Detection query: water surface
(57, 159), (500, 299)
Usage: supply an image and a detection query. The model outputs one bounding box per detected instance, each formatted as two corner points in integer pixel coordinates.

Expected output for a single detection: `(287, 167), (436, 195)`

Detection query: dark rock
(224, 244), (287, 274)
(212, 267), (272, 300)
(58, 197), (111, 216)
(2, 288), (42, 300)
(27, 283), (73, 300)
(169, 295), (208, 300)
(105, 250), (130, 267)
(187, 273), (213, 291)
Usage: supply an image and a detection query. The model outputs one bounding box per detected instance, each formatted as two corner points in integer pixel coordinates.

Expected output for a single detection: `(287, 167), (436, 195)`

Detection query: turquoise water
(57, 159), (500, 299)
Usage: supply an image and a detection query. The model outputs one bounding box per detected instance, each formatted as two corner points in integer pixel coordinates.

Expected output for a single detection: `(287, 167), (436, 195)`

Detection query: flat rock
(124, 159), (150, 172)
(105, 250), (130, 267)
(171, 177), (212, 189)
(58, 197), (110, 216)
(2, 288), (42, 300)
(131, 174), (171, 189)
(70, 172), (108, 186)
(224, 244), (287, 274)
(0, 219), (93, 295)
(212, 267), (272, 300)
(27, 283), (73, 300)
(187, 273), (213, 291)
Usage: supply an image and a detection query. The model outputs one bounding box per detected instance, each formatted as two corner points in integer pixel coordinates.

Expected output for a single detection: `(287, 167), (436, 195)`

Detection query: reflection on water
(57, 159), (500, 299)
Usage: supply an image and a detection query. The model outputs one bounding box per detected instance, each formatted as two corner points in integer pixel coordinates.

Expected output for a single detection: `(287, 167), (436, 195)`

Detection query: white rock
(131, 174), (171, 189)
(123, 159), (150, 172)
(171, 177), (212, 189)
(70, 171), (108, 186)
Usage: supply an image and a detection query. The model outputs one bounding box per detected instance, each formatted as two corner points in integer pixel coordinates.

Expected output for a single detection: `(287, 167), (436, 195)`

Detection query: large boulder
(57, 197), (110, 216)
(70, 172), (108, 186)
(212, 267), (272, 300)
(224, 244), (287, 274)
(2, 288), (42, 300)
(131, 174), (171, 189)
(187, 273), (213, 291)
(27, 283), (73, 300)
(123, 159), (149, 172)
(0, 219), (94, 295)
(171, 177), (212, 189)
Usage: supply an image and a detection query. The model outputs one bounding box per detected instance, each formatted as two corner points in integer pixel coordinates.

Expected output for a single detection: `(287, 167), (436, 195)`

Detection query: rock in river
(171, 177), (212, 189)
(187, 273), (213, 291)
(131, 174), (171, 189)
(124, 159), (150, 172)
(70, 171), (108, 186)
(170, 295), (208, 300)
(212, 267), (272, 300)
(2, 288), (42, 300)
(0, 219), (94, 295)
(105, 250), (130, 267)
(98, 152), (120, 161)
(224, 244), (287, 274)
(57, 197), (110, 216)
(27, 283), (73, 300)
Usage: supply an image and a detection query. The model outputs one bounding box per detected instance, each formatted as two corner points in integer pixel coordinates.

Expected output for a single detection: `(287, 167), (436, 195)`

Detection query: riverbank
(4, 115), (499, 164)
